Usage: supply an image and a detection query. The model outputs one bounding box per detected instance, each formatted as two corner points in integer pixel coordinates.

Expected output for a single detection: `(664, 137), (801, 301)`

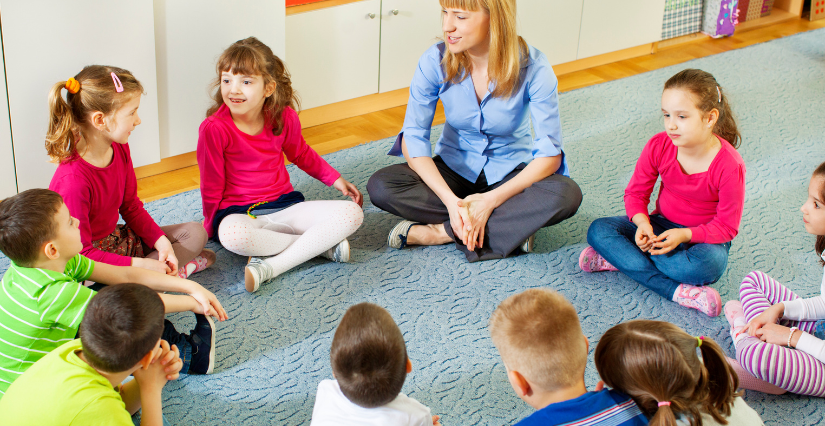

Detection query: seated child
(310, 303), (440, 426)
(489, 288), (648, 426)
(0, 283), (182, 425)
(0, 189), (228, 397)
(595, 320), (763, 425)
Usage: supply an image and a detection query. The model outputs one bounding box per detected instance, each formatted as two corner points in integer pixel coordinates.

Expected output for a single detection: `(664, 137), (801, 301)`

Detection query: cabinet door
(517, 0), (584, 66)
(1, 1), (161, 192)
(378, 0), (443, 93)
(0, 27), (16, 198)
(286, 0), (381, 110)
(153, 0), (285, 158)
(577, 0), (665, 59)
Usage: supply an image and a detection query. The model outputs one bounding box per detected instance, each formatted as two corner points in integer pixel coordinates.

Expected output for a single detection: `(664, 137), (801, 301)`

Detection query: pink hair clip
(658, 401), (671, 407)
(111, 72), (124, 93)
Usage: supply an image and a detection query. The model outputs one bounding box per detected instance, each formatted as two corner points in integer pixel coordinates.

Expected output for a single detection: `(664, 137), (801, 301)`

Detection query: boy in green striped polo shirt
(0, 189), (229, 398)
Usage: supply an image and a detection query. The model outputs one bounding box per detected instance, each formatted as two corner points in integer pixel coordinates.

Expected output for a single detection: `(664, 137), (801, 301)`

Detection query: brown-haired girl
(47, 65), (214, 279)
(197, 37), (363, 293)
(366, 0), (583, 262)
(595, 320), (763, 426)
(723, 161), (825, 397)
(581, 69), (746, 317)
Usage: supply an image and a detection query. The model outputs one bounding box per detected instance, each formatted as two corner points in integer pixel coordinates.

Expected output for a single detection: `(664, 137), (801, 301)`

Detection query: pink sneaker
(578, 247), (618, 272)
(724, 300), (746, 328)
(178, 249), (217, 279)
(673, 284), (722, 317)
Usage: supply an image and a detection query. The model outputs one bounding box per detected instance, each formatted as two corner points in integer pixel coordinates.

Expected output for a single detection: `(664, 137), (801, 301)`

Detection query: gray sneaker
(321, 239), (350, 263)
(244, 257), (275, 293)
(520, 234), (535, 253)
(387, 220), (421, 249)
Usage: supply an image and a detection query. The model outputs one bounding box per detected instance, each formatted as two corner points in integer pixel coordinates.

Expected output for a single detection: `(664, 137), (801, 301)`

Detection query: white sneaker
(244, 258), (275, 293)
(321, 239), (350, 263)
(387, 220), (420, 249)
(520, 234), (535, 253)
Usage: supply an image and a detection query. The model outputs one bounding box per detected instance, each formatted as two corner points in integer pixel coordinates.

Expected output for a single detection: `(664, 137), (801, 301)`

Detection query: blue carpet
(3, 28), (825, 425)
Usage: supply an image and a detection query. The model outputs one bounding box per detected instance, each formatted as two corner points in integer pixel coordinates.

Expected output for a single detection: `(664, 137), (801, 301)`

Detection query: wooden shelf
(286, 0), (363, 15)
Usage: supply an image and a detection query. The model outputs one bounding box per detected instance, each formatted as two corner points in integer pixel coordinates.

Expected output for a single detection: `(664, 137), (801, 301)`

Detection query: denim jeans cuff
(178, 337), (193, 375)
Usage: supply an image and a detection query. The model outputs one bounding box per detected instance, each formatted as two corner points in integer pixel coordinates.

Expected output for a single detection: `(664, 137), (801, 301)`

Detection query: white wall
(0, 26), (16, 199)
(153, 0), (285, 158)
(1, 0), (162, 191)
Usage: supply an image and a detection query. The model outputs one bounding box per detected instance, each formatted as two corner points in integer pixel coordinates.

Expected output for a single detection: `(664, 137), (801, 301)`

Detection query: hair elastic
(716, 86), (722, 103)
(246, 201), (269, 219)
(658, 401), (671, 407)
(111, 72), (124, 93)
(65, 78), (80, 94)
(697, 336), (704, 347)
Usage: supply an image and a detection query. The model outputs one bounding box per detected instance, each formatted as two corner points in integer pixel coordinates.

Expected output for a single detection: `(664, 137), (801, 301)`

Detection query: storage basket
(662, 0), (705, 39)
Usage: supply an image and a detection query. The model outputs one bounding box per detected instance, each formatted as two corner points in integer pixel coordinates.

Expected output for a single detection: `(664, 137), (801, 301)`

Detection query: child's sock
(724, 300), (749, 348)
(177, 249), (216, 279)
(725, 356), (787, 395)
(672, 284), (722, 317)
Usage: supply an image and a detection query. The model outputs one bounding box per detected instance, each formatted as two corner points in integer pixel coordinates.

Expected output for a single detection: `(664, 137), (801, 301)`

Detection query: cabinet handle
(391, 9), (399, 15)
(368, 12), (376, 19)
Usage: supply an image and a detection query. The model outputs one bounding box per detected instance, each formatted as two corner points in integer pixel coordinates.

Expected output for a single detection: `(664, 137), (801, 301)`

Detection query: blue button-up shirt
(388, 42), (568, 185)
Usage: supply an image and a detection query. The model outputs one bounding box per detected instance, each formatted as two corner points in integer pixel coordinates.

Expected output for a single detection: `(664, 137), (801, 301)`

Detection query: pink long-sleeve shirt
(624, 132), (746, 244)
(197, 104), (341, 238)
(49, 143), (165, 266)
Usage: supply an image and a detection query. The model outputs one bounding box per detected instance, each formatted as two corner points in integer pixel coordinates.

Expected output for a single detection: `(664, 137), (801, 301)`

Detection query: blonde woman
(368, 0), (582, 262)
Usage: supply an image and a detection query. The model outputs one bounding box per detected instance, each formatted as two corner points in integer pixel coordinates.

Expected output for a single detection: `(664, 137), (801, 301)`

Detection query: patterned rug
(2, 28), (824, 425)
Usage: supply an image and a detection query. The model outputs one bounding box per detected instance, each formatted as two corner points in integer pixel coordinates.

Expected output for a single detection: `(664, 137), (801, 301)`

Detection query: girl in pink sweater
(198, 37), (363, 293)
(48, 66), (214, 279)
(580, 69), (746, 317)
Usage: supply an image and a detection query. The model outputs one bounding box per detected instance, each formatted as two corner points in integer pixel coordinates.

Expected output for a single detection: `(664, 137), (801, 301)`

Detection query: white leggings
(218, 200), (363, 278)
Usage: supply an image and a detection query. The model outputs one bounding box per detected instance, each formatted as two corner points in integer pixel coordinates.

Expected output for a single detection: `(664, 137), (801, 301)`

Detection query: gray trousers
(367, 157), (582, 262)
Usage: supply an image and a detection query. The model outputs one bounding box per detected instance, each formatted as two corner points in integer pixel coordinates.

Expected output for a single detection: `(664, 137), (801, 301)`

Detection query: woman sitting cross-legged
(367, 0), (582, 262)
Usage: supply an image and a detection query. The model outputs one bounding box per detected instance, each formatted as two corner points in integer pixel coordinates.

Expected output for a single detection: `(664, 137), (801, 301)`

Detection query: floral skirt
(91, 224), (145, 258)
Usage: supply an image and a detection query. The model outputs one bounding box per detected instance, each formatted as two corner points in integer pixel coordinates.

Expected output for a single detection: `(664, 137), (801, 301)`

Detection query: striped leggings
(737, 271), (825, 396)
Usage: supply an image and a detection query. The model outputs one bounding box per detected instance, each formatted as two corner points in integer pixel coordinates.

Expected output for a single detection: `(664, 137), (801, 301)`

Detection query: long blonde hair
(206, 37), (300, 136)
(46, 66), (143, 163)
(439, 0), (528, 98)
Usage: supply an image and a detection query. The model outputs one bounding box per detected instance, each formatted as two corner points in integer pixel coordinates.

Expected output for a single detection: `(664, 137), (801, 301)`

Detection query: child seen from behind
(489, 288), (648, 426)
(582, 69), (746, 317)
(595, 320), (763, 426)
(310, 302), (440, 426)
(197, 37), (364, 293)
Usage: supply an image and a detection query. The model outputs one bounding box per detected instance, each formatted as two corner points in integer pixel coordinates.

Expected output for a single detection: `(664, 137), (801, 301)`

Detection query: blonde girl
(47, 66), (214, 279)
(596, 320), (763, 426)
(197, 37), (363, 293)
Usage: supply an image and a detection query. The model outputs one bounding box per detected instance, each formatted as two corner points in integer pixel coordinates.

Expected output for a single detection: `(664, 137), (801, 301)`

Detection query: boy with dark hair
(0, 284), (181, 425)
(489, 288), (648, 426)
(0, 189), (228, 397)
(310, 302), (440, 426)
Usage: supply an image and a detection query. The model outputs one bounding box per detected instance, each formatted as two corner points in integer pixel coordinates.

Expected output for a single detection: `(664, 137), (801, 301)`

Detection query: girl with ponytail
(581, 69), (746, 317)
(47, 65), (216, 279)
(723, 161), (825, 397)
(595, 320), (763, 426)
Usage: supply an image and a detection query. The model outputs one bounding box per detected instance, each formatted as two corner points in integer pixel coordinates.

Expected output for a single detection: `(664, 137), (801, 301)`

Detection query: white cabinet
(518, 0), (584, 66)
(378, 0), (443, 93)
(577, 0), (665, 59)
(0, 28), (15, 199)
(286, 0), (381, 110)
(0, 0), (162, 192)
(153, 0), (286, 158)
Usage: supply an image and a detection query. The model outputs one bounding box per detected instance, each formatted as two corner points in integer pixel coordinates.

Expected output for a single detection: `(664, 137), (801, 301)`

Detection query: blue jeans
(586, 215), (731, 299)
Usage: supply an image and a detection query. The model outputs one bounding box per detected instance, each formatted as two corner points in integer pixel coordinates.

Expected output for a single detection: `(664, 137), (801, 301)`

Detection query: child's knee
(740, 270), (766, 291)
(335, 201), (364, 230)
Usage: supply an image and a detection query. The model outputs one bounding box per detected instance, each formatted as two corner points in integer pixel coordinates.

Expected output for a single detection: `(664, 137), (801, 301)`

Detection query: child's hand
(188, 283), (229, 321)
(634, 222), (656, 252)
(157, 342), (183, 381)
(154, 236), (179, 276)
(754, 323), (796, 346)
(132, 257), (172, 275)
(432, 415), (442, 426)
(748, 303), (784, 337)
(133, 341), (173, 392)
(648, 228), (691, 255)
(333, 177), (363, 207)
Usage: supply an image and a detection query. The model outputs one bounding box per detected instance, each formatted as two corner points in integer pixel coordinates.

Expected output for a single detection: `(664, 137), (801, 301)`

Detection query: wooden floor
(136, 16), (825, 202)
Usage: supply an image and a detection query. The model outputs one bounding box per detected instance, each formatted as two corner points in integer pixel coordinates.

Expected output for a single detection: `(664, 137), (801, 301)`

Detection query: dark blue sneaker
(186, 314), (215, 374)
